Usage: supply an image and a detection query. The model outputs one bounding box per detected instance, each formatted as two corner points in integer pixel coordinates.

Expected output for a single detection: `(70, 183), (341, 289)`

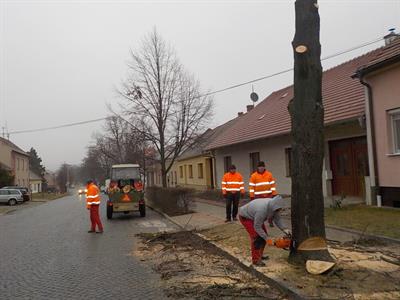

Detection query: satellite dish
(250, 92), (259, 102)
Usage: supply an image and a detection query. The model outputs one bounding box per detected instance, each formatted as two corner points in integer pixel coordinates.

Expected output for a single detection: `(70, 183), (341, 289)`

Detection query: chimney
(384, 28), (400, 46)
(246, 105), (254, 112)
(238, 112), (244, 117)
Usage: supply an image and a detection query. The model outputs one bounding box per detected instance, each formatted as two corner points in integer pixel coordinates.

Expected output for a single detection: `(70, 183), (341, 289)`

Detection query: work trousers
(89, 205), (103, 231)
(239, 216), (267, 264)
(225, 192), (240, 220)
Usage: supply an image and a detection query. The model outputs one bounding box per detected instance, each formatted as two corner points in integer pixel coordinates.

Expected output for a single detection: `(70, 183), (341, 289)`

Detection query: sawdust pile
(135, 231), (287, 300)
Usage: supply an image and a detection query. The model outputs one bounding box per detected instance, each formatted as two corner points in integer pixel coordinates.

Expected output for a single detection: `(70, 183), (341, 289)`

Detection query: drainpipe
(358, 75), (381, 206)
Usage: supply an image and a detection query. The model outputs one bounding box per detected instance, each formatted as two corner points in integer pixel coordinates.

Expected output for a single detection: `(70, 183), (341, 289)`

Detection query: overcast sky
(1, 0), (399, 171)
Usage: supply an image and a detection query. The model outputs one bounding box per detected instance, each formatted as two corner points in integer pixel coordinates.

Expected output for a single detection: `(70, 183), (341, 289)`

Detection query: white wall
(214, 121), (366, 199)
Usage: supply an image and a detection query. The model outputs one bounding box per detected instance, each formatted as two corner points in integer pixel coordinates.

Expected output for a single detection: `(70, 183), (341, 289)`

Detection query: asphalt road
(0, 194), (177, 299)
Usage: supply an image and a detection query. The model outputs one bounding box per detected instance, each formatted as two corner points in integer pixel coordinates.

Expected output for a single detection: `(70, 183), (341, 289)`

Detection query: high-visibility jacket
(249, 171), (277, 199)
(221, 172), (245, 195)
(86, 183), (100, 208)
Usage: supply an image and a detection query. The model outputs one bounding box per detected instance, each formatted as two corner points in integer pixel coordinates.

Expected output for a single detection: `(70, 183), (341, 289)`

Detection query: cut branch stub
(295, 45), (308, 53)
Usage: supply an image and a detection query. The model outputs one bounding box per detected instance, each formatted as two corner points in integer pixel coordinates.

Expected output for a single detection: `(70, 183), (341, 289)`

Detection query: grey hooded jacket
(238, 195), (287, 240)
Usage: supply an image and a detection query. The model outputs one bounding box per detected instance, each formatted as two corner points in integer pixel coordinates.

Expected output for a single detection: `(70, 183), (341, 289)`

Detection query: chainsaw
(267, 237), (292, 250)
(254, 236), (292, 250)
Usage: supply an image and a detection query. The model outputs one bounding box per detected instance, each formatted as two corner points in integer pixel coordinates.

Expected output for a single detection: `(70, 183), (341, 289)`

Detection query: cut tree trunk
(289, 0), (333, 263)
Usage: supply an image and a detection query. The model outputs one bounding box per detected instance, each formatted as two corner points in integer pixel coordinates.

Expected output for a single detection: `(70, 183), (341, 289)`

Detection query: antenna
(250, 84), (259, 103)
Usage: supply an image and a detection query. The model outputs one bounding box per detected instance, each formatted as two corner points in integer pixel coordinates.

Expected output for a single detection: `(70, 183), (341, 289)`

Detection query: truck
(106, 164), (145, 219)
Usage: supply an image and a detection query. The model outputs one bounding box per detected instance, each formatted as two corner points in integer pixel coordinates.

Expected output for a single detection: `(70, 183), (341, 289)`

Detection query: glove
(283, 229), (292, 237)
(253, 236), (266, 250)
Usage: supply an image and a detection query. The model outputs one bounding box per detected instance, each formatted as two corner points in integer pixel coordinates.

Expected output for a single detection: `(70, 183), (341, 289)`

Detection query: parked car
(1, 186), (31, 201)
(0, 189), (24, 206)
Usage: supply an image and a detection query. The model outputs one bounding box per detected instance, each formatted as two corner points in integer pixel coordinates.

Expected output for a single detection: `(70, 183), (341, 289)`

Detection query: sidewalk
(191, 198), (371, 243)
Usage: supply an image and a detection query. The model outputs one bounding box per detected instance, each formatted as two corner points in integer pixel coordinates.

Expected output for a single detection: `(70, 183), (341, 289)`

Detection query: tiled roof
(357, 37), (400, 74)
(178, 117), (240, 160)
(206, 41), (399, 150)
(0, 137), (29, 156)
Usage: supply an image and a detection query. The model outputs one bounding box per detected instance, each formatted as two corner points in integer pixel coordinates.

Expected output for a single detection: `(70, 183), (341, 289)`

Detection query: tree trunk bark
(289, 0), (333, 263)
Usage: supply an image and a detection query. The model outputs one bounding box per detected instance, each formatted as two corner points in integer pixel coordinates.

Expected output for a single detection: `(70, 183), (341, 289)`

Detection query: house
(0, 137), (30, 188)
(30, 171), (42, 193)
(146, 117), (239, 190)
(354, 33), (400, 207)
(44, 171), (57, 192)
(205, 40), (400, 205)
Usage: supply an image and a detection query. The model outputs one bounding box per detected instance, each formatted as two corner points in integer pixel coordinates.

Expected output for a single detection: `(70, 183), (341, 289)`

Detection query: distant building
(0, 137), (30, 188)
(44, 171), (57, 192)
(30, 171), (42, 193)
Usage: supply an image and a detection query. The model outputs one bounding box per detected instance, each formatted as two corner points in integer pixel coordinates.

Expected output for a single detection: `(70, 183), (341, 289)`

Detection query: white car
(0, 189), (24, 206)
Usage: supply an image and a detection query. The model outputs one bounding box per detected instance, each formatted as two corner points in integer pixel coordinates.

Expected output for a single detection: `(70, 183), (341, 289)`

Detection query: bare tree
(289, 0), (333, 263)
(119, 29), (213, 187)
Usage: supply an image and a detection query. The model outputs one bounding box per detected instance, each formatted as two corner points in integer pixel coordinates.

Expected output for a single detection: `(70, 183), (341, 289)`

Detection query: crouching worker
(238, 195), (290, 266)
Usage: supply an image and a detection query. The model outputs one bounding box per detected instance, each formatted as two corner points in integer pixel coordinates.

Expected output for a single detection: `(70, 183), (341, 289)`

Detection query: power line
(8, 36), (384, 135)
(8, 117), (108, 134)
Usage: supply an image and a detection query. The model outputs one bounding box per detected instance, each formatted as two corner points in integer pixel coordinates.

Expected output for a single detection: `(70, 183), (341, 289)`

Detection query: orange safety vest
(249, 170), (277, 199)
(86, 183), (100, 208)
(221, 172), (245, 195)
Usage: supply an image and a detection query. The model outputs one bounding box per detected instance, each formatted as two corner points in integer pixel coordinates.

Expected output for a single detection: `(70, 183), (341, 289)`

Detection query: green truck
(106, 164), (145, 219)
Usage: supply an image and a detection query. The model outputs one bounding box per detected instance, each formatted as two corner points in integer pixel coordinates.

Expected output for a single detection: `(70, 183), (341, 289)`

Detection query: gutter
(352, 71), (380, 205)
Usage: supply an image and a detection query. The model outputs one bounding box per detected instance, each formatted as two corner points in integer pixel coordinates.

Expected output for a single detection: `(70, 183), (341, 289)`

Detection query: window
(188, 165), (193, 178)
(249, 152), (260, 172)
(22, 159), (24, 171)
(174, 171), (177, 184)
(223, 156), (232, 172)
(285, 148), (292, 177)
(179, 166), (183, 178)
(17, 158), (20, 170)
(198, 163), (204, 179)
(390, 109), (400, 154)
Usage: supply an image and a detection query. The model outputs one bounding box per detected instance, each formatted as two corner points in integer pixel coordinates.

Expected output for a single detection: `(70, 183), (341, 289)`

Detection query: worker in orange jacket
(221, 165), (245, 222)
(249, 161), (277, 200)
(250, 161), (277, 228)
(86, 180), (103, 233)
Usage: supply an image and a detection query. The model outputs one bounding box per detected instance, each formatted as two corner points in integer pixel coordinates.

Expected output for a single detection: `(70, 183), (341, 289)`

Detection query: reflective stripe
(249, 183), (256, 186)
(254, 190), (272, 195)
(249, 189), (254, 192)
(254, 182), (270, 186)
(225, 188), (241, 191)
(226, 181), (244, 184)
(240, 187), (245, 190)
(271, 187), (276, 191)
(221, 181), (227, 184)
(87, 201), (100, 205)
(269, 181), (275, 185)
(222, 188), (227, 190)
(86, 195), (100, 199)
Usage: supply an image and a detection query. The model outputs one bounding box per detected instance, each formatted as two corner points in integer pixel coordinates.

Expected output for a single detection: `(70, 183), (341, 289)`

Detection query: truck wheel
(139, 204), (146, 217)
(107, 205), (113, 219)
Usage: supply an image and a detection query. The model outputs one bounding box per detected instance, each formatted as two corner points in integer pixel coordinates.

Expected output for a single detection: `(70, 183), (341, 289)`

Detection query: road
(0, 194), (177, 299)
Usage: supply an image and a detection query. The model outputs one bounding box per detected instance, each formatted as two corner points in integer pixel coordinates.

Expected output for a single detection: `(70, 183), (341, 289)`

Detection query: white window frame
(389, 108), (400, 154)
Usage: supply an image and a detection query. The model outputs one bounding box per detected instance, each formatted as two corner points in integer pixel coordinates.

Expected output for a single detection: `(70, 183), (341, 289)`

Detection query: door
(329, 137), (369, 197)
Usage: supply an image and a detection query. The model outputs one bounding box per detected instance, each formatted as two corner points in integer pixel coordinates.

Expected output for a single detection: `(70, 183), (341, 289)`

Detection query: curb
(146, 204), (304, 300)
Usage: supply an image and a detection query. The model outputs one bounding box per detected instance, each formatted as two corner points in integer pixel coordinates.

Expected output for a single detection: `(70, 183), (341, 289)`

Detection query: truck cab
(106, 164), (145, 219)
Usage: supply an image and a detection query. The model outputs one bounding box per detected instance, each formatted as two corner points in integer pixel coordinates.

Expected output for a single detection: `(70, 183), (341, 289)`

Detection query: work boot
(262, 255), (269, 260)
(252, 260), (266, 267)
(224, 219), (231, 223)
(88, 230), (95, 233)
(232, 217), (238, 221)
(96, 230), (103, 234)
